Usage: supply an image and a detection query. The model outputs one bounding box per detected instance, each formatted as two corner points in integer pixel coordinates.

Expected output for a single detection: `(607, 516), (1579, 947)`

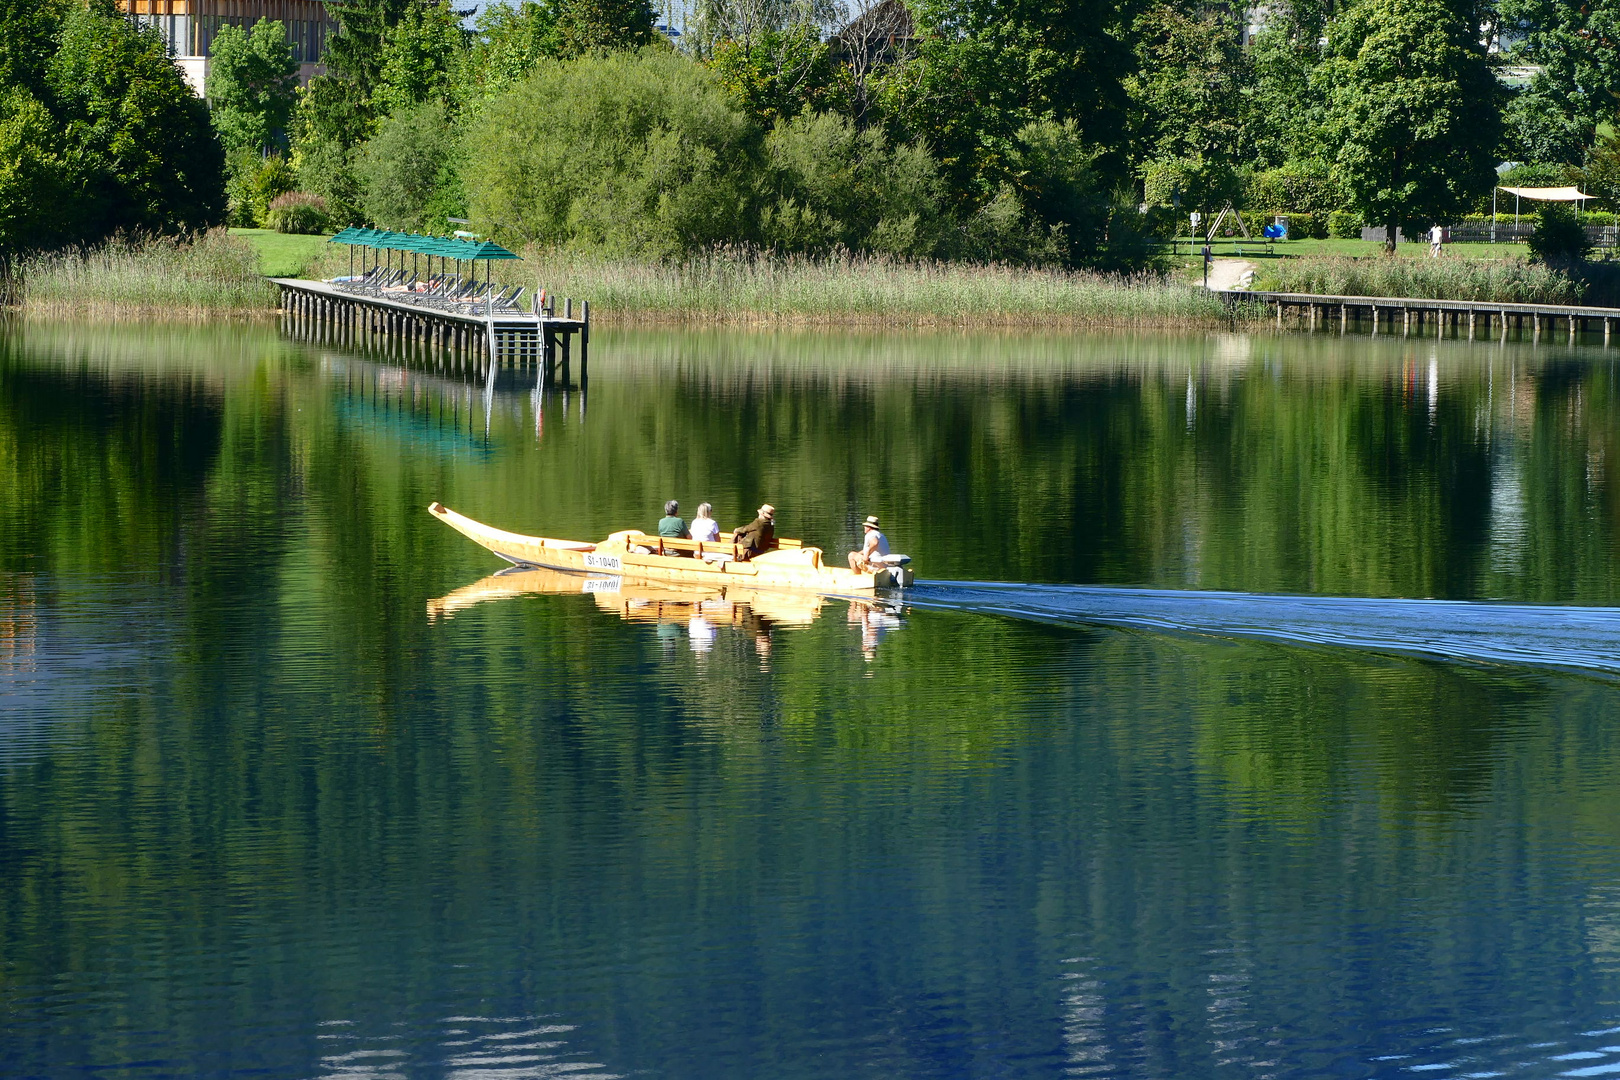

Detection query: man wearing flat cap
(733, 504), (776, 561)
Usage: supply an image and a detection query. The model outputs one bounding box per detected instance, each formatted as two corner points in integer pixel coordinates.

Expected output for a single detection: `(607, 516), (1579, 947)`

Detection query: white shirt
(865, 529), (889, 557)
(690, 516), (721, 542)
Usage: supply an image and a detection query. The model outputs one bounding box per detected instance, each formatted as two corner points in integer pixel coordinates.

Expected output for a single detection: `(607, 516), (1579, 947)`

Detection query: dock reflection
(428, 567), (904, 659)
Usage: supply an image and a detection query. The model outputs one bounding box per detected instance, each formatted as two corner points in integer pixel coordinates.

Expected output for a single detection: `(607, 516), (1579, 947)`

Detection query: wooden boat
(427, 567), (827, 625)
(427, 503), (914, 591)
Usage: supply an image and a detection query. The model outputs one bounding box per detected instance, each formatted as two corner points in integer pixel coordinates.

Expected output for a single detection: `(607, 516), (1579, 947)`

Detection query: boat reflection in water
(427, 567), (905, 660)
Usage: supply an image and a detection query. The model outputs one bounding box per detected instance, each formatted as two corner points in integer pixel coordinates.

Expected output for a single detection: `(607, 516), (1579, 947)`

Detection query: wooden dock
(1227, 289), (1620, 343)
(274, 278), (590, 378)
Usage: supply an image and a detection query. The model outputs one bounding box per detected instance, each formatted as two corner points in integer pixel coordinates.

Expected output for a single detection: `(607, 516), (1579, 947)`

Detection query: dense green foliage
(0, 4), (225, 255)
(1322, 0), (1502, 251)
(206, 19), (298, 156)
(0, 0), (224, 256)
(1, 0), (1613, 268)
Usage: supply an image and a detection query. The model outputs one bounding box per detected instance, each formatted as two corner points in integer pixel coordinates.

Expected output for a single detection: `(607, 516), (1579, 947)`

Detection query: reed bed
(12, 230), (277, 316)
(1258, 254), (1583, 305)
(514, 248), (1241, 327)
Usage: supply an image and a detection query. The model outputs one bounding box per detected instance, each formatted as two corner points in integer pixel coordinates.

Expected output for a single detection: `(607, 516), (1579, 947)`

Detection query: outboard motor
(871, 553), (914, 588)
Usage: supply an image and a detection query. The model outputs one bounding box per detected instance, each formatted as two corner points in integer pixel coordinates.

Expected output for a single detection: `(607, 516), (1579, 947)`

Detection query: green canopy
(326, 228), (521, 261)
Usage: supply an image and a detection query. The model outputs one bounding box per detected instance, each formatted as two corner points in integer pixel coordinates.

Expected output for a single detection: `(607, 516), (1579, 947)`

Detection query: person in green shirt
(658, 500), (689, 540)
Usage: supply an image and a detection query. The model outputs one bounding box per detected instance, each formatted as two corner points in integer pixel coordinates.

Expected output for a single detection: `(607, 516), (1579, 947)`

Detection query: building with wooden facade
(117, 0), (335, 94)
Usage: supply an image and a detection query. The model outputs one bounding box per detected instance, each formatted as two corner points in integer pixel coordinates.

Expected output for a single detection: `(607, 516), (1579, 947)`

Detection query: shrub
(1245, 161), (1344, 219)
(357, 100), (463, 233)
(264, 191), (332, 234)
(226, 151), (295, 227)
(463, 48), (758, 258)
(760, 111), (947, 258)
(1527, 204), (1591, 266)
(1327, 209), (1362, 238)
(1282, 211), (1325, 239)
(1141, 155), (1243, 213)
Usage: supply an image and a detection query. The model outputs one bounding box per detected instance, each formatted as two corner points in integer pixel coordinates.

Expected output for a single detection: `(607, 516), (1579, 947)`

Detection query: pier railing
(275, 278), (591, 380)
(1226, 288), (1620, 342)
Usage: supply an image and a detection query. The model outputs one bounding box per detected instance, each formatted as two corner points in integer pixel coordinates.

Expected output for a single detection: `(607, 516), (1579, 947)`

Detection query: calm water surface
(4, 320), (1620, 1079)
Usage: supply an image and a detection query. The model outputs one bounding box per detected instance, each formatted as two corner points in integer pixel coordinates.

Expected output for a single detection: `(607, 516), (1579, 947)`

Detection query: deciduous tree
(49, 0), (225, 235)
(206, 19), (298, 156)
(0, 88), (80, 254)
(877, 0), (1134, 208)
(1495, 0), (1620, 163)
(1323, 0), (1501, 251)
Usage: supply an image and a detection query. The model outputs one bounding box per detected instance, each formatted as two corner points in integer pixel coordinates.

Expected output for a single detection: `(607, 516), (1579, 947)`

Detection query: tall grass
(12, 229), (277, 316)
(511, 248), (1239, 327)
(1257, 254), (1583, 304)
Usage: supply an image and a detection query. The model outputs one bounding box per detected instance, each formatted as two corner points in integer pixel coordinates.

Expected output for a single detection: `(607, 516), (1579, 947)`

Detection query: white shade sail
(1497, 186), (1597, 201)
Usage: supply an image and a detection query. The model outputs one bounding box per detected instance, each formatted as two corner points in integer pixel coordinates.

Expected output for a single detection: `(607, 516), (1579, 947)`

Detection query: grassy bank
(13, 230), (277, 316)
(1253, 254), (1583, 304)
(229, 228), (330, 278)
(514, 249), (1242, 327)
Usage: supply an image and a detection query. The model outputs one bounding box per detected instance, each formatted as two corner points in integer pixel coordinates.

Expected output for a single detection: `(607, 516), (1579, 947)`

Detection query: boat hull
(428, 503), (897, 592)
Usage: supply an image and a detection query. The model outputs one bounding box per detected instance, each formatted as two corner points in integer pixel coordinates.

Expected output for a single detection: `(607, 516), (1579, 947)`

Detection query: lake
(3, 319), (1620, 1079)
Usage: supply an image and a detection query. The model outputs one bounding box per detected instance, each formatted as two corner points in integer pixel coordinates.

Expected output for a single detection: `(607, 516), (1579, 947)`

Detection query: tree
(691, 0), (842, 49)
(1582, 127), (1620, 207)
(1323, 0), (1501, 251)
(1246, 22), (1334, 170)
(874, 0), (1134, 211)
(1125, 3), (1251, 172)
(760, 109), (946, 255)
(293, 0), (413, 224)
(552, 0), (658, 53)
(463, 48), (758, 255)
(206, 19), (298, 156)
(468, 1), (561, 94)
(357, 100), (464, 230)
(707, 22), (846, 128)
(48, 0), (225, 236)
(1494, 0), (1620, 163)
(372, 0), (466, 115)
(0, 88), (80, 254)
(0, 0), (68, 99)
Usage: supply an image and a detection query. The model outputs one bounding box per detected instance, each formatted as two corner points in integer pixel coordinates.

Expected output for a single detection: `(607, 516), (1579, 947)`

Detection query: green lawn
(1162, 236), (1535, 260)
(230, 228), (331, 278)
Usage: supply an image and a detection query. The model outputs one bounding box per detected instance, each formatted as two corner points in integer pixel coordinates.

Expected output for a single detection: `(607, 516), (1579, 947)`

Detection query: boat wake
(900, 582), (1620, 678)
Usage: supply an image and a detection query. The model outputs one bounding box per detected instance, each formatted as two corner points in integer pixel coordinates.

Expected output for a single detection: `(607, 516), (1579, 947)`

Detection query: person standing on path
(1430, 223), (1444, 257)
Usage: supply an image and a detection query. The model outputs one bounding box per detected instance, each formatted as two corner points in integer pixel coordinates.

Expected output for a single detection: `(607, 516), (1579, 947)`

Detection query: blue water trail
(900, 582), (1620, 678)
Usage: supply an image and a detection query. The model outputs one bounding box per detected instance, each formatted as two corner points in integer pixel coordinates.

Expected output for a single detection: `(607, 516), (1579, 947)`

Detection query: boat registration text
(584, 553), (623, 571)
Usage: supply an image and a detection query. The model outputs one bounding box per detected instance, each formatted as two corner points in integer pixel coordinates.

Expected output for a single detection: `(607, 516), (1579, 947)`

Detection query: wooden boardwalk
(1226, 289), (1620, 343)
(274, 277), (590, 377)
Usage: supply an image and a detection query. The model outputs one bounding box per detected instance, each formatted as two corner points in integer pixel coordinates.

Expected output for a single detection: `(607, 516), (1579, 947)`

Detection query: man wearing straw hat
(848, 515), (889, 572)
(733, 504), (776, 561)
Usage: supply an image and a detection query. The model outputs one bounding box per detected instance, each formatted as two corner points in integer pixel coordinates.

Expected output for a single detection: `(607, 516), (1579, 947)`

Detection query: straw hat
(759, 504), (775, 518)
(863, 515), (881, 529)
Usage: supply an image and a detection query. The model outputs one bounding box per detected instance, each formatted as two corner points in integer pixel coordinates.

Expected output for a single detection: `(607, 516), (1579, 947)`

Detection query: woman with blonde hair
(690, 502), (721, 543)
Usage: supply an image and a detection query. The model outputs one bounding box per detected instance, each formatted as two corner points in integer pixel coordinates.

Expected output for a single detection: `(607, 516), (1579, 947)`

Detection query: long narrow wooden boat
(428, 503), (913, 591)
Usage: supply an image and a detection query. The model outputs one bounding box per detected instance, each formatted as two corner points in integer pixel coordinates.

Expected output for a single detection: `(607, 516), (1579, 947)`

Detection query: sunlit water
(5, 321), (1620, 1079)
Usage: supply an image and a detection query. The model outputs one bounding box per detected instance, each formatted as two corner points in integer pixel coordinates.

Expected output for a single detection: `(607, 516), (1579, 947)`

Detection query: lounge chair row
(332, 268), (531, 315)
